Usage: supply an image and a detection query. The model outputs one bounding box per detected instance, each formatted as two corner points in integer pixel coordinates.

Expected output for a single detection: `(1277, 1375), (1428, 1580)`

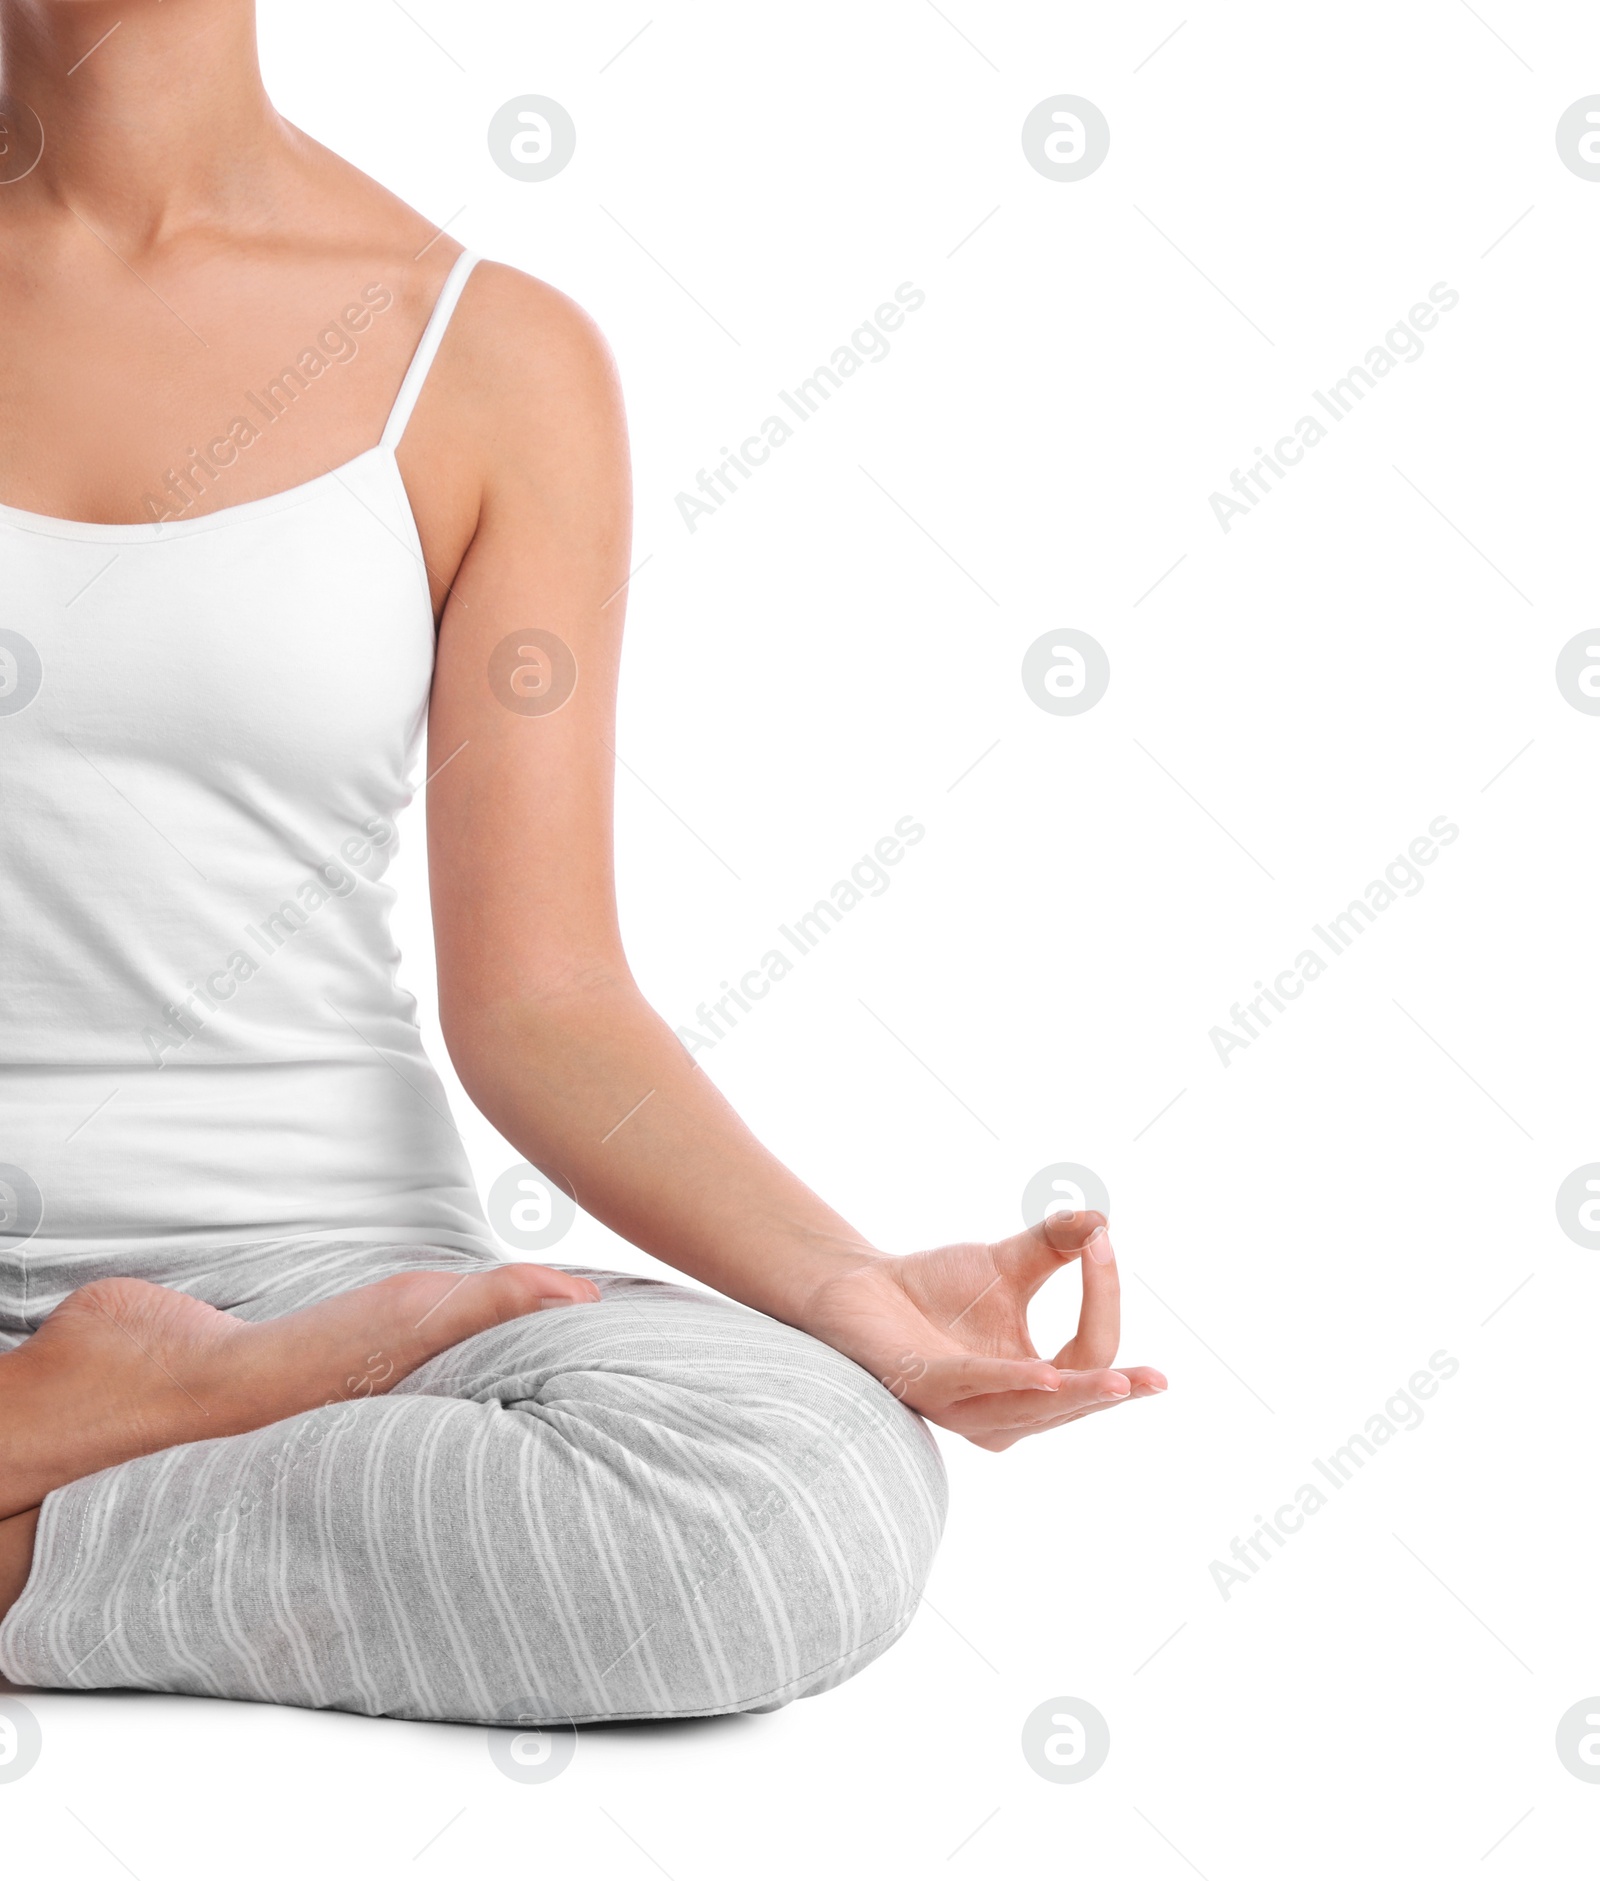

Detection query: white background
(9, 1), (1600, 1874)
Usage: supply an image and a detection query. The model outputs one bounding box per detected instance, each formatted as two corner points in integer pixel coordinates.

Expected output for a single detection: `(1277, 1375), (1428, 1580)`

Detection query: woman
(0, 0), (1163, 1726)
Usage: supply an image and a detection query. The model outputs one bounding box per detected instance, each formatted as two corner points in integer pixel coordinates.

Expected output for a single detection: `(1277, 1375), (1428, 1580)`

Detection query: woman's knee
(397, 1278), (953, 1719)
(650, 1343), (949, 1712)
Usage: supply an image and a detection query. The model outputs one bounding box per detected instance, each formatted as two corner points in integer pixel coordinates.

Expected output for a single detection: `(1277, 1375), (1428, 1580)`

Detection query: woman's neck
(0, 0), (286, 246)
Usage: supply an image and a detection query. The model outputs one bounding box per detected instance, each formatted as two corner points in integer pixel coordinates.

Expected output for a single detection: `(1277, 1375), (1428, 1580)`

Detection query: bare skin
(0, 0), (1163, 1626)
(0, 1266), (603, 1525)
(0, 1263), (600, 1621)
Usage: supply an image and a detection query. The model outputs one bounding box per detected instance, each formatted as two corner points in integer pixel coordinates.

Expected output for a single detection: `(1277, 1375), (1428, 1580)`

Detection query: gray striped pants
(0, 1244), (947, 1725)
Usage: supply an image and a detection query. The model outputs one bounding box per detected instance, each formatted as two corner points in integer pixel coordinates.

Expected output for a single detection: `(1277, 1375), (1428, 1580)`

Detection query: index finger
(1051, 1223), (1120, 1370)
(994, 1208), (1108, 1301)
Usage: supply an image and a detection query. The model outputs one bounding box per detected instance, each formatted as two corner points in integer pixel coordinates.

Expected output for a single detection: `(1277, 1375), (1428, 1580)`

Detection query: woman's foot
(0, 1263), (600, 1523)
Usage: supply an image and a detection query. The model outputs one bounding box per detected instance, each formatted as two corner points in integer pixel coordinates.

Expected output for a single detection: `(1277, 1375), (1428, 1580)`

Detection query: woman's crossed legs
(0, 1256), (946, 1724)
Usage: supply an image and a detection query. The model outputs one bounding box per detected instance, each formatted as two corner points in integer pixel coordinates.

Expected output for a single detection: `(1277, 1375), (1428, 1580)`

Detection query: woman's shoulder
(448, 257), (619, 401)
(413, 253), (624, 483)
(293, 136), (616, 392)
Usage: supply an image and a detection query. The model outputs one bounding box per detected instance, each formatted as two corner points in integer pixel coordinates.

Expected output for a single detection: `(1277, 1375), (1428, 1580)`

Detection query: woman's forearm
(445, 978), (886, 1326)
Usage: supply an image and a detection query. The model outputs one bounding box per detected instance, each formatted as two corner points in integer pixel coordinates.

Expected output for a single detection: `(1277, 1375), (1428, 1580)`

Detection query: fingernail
(1086, 1226), (1114, 1265)
(1103, 1373), (1130, 1398)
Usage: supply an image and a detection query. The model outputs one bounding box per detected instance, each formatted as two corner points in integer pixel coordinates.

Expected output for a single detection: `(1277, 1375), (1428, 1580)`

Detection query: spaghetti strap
(379, 250), (480, 451)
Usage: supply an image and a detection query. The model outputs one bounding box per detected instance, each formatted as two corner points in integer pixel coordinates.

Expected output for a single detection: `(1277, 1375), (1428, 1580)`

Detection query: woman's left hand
(800, 1212), (1166, 1451)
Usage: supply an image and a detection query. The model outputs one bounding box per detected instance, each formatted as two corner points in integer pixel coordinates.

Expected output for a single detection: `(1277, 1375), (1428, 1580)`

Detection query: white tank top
(0, 251), (498, 1288)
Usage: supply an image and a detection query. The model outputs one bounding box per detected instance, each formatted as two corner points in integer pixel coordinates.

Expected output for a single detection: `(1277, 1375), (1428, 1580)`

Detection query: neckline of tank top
(0, 443), (398, 544)
(0, 248), (480, 547)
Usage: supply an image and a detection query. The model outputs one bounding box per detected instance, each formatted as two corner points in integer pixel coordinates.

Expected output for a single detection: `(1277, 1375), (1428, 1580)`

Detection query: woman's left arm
(422, 268), (1164, 1448)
